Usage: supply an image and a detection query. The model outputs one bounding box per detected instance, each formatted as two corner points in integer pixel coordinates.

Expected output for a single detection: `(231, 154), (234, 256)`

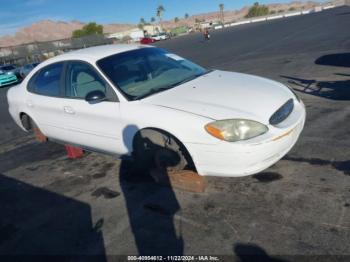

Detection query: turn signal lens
(205, 119), (268, 142)
(205, 125), (225, 140)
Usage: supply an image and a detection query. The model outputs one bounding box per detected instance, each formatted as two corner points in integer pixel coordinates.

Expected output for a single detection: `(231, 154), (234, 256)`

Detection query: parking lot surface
(0, 6), (349, 260)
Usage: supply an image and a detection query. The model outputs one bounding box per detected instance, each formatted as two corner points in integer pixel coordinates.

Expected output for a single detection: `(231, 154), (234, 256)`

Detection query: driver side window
(65, 61), (116, 101)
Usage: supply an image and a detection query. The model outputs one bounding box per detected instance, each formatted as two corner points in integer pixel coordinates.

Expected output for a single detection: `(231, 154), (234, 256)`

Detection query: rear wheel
(20, 113), (32, 131)
(20, 114), (47, 143)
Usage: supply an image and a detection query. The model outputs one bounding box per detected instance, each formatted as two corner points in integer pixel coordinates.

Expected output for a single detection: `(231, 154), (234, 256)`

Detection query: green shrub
(245, 2), (269, 18)
(288, 7), (296, 11)
(72, 22), (103, 38)
(170, 26), (188, 36)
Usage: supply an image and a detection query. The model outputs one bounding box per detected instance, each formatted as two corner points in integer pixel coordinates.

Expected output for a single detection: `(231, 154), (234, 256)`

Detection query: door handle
(63, 106), (75, 114)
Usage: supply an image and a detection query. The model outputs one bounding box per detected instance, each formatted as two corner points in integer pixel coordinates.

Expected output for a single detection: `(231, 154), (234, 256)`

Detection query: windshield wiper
(135, 86), (174, 100)
(170, 74), (200, 88)
(170, 69), (213, 88)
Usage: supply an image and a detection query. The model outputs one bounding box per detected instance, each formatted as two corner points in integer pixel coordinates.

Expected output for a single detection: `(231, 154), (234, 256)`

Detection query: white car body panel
(151, 35), (161, 41)
(144, 70), (293, 124)
(7, 44), (306, 177)
(151, 34), (168, 41)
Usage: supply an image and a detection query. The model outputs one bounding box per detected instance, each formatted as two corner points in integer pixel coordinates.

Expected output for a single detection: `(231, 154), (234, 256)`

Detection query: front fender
(120, 101), (219, 147)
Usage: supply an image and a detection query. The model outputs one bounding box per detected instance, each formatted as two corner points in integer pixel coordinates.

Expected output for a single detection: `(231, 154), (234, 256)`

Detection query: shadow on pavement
(0, 173), (106, 260)
(234, 243), (287, 262)
(119, 125), (183, 255)
(334, 73), (350, 77)
(315, 53), (350, 67)
(280, 75), (350, 101)
(0, 141), (66, 173)
(337, 11), (350, 16)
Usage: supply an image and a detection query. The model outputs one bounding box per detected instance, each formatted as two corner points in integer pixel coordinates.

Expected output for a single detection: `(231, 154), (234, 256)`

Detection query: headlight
(6, 71), (14, 75)
(205, 119), (268, 142)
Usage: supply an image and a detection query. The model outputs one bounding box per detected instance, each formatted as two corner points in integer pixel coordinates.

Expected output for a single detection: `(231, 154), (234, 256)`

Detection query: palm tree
(150, 17), (156, 35)
(174, 17), (179, 23)
(185, 13), (189, 19)
(194, 18), (201, 30)
(219, 3), (224, 24)
(138, 18), (146, 31)
(156, 5), (165, 30)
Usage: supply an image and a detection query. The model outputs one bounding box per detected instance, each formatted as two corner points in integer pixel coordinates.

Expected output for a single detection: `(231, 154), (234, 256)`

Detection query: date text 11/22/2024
(127, 255), (220, 261)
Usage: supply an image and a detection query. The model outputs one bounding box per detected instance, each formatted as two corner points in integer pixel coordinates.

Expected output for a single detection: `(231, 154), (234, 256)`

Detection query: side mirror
(85, 90), (106, 104)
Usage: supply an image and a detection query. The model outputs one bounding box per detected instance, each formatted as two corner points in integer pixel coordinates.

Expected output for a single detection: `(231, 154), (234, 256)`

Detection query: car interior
(67, 65), (106, 99)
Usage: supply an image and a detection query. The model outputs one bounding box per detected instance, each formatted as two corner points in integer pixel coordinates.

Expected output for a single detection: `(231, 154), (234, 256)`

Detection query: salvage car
(140, 37), (155, 44)
(0, 65), (19, 87)
(7, 44), (305, 177)
(151, 32), (169, 41)
(20, 62), (40, 78)
(0, 64), (22, 79)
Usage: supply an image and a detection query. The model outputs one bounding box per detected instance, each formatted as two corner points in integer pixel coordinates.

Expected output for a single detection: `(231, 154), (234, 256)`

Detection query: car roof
(47, 44), (152, 64)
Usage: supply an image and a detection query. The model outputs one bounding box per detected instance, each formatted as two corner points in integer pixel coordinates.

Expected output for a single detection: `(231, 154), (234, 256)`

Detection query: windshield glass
(97, 48), (207, 100)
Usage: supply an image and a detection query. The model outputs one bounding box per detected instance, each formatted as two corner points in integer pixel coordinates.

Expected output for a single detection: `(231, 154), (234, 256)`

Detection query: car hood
(143, 70), (294, 124)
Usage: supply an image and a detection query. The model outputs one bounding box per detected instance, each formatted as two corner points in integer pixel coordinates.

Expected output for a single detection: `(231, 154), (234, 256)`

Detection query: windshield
(97, 48), (207, 100)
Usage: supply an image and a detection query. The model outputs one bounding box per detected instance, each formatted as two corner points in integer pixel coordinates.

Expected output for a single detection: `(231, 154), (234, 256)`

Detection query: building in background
(107, 28), (144, 42)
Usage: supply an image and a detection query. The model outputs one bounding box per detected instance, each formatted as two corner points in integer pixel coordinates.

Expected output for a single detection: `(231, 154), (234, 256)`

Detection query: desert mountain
(0, 20), (134, 47)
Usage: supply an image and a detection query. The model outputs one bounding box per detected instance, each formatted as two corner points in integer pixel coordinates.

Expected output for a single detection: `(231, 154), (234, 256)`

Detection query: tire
(132, 129), (191, 174)
(20, 114), (32, 131)
(21, 114), (47, 143)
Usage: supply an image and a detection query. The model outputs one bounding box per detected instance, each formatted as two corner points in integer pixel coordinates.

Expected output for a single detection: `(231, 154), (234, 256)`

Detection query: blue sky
(0, 0), (318, 36)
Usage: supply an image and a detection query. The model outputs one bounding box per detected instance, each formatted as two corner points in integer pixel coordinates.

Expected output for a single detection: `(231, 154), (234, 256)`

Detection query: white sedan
(7, 44), (305, 177)
(151, 33), (169, 41)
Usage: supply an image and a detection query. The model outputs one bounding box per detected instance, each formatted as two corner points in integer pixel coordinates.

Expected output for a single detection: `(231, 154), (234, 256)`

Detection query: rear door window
(33, 62), (64, 97)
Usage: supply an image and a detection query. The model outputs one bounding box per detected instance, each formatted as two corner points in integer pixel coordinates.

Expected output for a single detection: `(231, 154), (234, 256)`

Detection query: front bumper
(185, 100), (306, 177)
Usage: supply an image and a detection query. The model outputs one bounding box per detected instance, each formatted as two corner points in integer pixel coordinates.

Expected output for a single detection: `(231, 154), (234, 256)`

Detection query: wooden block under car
(33, 127), (47, 143)
(151, 169), (207, 193)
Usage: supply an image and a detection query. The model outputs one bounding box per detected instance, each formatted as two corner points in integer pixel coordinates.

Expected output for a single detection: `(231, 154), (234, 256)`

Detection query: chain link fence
(0, 34), (115, 66)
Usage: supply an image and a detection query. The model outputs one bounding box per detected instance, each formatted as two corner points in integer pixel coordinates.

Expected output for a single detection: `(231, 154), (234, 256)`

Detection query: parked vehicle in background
(151, 32), (169, 41)
(140, 37), (155, 44)
(0, 65), (19, 87)
(7, 44), (305, 177)
(0, 64), (22, 80)
(20, 62), (40, 79)
(160, 32), (170, 40)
